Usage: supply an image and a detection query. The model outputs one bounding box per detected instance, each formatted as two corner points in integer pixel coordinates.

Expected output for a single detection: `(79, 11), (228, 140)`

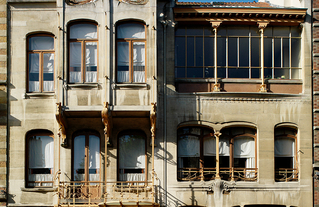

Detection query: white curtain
(70, 24), (97, 39)
(117, 23), (145, 39)
(43, 53), (54, 73)
(133, 71), (145, 83)
(29, 53), (39, 73)
(119, 135), (145, 169)
(29, 81), (39, 92)
(203, 137), (230, 156)
(85, 72), (97, 83)
(70, 72), (81, 83)
(119, 173), (145, 182)
(89, 135), (100, 181)
(275, 138), (295, 157)
(28, 136), (54, 185)
(178, 135), (199, 157)
(234, 137), (255, 178)
(118, 71), (129, 83)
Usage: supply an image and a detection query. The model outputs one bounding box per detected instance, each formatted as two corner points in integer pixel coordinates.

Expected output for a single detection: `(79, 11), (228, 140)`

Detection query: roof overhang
(174, 7), (307, 25)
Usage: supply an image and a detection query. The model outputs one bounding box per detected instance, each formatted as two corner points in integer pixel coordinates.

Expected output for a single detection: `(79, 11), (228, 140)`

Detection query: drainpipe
(161, 17), (168, 207)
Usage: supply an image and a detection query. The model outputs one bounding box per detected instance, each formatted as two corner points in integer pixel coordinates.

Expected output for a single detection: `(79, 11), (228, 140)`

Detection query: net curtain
(28, 135), (54, 186)
(119, 134), (146, 182)
(234, 137), (255, 170)
(29, 36), (54, 92)
(203, 137), (230, 156)
(275, 138), (295, 168)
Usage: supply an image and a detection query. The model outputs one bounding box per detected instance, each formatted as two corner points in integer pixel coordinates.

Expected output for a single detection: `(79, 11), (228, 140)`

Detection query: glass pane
(264, 38), (272, 68)
(43, 53), (54, 91)
(85, 42), (97, 83)
(187, 67), (203, 78)
(117, 23), (145, 39)
(251, 68), (260, 79)
(273, 27), (289, 37)
(274, 38), (281, 68)
(274, 68), (289, 79)
(217, 37), (226, 66)
(178, 135), (200, 157)
(186, 27), (203, 36)
(265, 68), (272, 79)
(228, 38), (237, 67)
(229, 68), (249, 78)
(195, 37), (203, 66)
(228, 27), (249, 36)
(175, 67), (185, 78)
(133, 42), (145, 83)
(205, 67), (214, 78)
(70, 24), (97, 39)
(250, 26), (259, 37)
(251, 37), (260, 67)
(291, 38), (300, 67)
(291, 69), (301, 79)
(175, 37), (186, 67)
(89, 135), (100, 181)
(74, 135), (86, 181)
(117, 42), (129, 82)
(187, 37), (195, 67)
(291, 27), (300, 37)
(239, 38), (249, 67)
(29, 36), (54, 50)
(283, 38), (289, 68)
(29, 53), (39, 92)
(69, 42), (82, 83)
(204, 37), (214, 66)
(175, 28), (185, 36)
(217, 67), (226, 78)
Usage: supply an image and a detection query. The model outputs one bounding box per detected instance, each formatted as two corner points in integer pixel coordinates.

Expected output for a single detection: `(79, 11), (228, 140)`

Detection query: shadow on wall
(156, 185), (187, 207)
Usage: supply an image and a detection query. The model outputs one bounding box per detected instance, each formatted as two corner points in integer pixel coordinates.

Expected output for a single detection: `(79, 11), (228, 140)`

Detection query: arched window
(27, 34), (54, 92)
(116, 22), (146, 83)
(26, 130), (54, 187)
(118, 130), (146, 182)
(69, 22), (98, 83)
(73, 131), (100, 182)
(274, 127), (297, 182)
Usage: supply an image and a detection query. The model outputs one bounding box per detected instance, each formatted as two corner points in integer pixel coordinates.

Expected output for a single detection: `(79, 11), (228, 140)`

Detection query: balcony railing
(178, 167), (258, 181)
(57, 181), (156, 207)
(275, 168), (298, 182)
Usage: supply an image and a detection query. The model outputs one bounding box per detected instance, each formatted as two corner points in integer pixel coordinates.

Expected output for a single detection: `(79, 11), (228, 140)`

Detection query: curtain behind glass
(70, 24), (97, 39)
(117, 23), (145, 39)
(29, 36), (54, 50)
(70, 42), (82, 83)
(133, 42), (145, 82)
(203, 137), (230, 156)
(89, 135), (100, 181)
(275, 138), (295, 157)
(85, 42), (97, 83)
(74, 135), (85, 181)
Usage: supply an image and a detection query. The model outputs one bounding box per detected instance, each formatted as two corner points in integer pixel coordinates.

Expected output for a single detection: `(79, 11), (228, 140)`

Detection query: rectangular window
(27, 35), (54, 92)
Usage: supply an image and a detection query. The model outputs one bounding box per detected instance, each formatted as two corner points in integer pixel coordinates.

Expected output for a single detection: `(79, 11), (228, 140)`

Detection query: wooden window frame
(68, 21), (99, 83)
(117, 130), (148, 182)
(72, 130), (101, 182)
(27, 34), (55, 92)
(25, 130), (54, 188)
(116, 22), (147, 83)
(274, 127), (298, 182)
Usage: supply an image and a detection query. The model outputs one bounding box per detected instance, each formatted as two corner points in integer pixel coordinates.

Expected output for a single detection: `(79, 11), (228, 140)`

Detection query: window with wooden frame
(177, 126), (257, 181)
(73, 131), (100, 182)
(27, 34), (54, 92)
(26, 130), (54, 187)
(69, 22), (98, 83)
(274, 127), (298, 182)
(116, 22), (146, 83)
(118, 130), (147, 182)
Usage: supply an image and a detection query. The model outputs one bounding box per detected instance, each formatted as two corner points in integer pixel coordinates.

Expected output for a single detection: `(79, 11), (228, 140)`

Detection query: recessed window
(27, 34), (54, 92)
(275, 127), (298, 182)
(118, 131), (146, 182)
(116, 22), (146, 83)
(69, 23), (98, 83)
(26, 130), (54, 187)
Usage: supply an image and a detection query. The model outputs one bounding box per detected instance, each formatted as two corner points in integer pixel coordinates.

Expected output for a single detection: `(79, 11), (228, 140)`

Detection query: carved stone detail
(150, 103), (157, 138)
(55, 102), (67, 147)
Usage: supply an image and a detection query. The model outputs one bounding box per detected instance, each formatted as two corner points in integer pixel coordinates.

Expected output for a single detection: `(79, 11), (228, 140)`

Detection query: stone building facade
(4, 0), (314, 206)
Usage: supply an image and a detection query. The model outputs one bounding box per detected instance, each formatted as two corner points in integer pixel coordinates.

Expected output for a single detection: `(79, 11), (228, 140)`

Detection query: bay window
(69, 22), (98, 83)
(27, 34), (54, 92)
(116, 22), (146, 83)
(26, 130), (54, 187)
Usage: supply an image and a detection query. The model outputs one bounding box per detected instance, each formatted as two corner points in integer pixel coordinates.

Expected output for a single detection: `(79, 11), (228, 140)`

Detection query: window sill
(24, 92), (55, 99)
(21, 187), (57, 192)
(113, 83), (148, 89)
(67, 83), (99, 89)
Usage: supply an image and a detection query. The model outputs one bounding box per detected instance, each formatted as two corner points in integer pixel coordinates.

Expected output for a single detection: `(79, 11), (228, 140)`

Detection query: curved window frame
(274, 127), (298, 182)
(116, 21), (147, 83)
(25, 130), (54, 188)
(27, 33), (55, 93)
(68, 21), (99, 84)
(72, 130), (101, 183)
(117, 130), (147, 182)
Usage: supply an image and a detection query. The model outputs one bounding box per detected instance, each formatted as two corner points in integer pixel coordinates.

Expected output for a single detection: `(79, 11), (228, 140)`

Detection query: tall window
(27, 34), (54, 92)
(26, 130), (54, 187)
(274, 127), (298, 182)
(118, 131), (146, 182)
(177, 126), (256, 181)
(69, 22), (98, 83)
(175, 26), (300, 79)
(73, 131), (100, 182)
(116, 22), (146, 83)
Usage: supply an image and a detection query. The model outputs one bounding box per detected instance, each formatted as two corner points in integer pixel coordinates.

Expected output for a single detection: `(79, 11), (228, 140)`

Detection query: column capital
(258, 21), (269, 30)
(214, 130), (222, 138)
(210, 21), (222, 29)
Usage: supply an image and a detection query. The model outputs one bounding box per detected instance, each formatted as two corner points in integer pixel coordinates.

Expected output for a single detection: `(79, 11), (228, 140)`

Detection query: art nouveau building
(5, 0), (313, 206)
